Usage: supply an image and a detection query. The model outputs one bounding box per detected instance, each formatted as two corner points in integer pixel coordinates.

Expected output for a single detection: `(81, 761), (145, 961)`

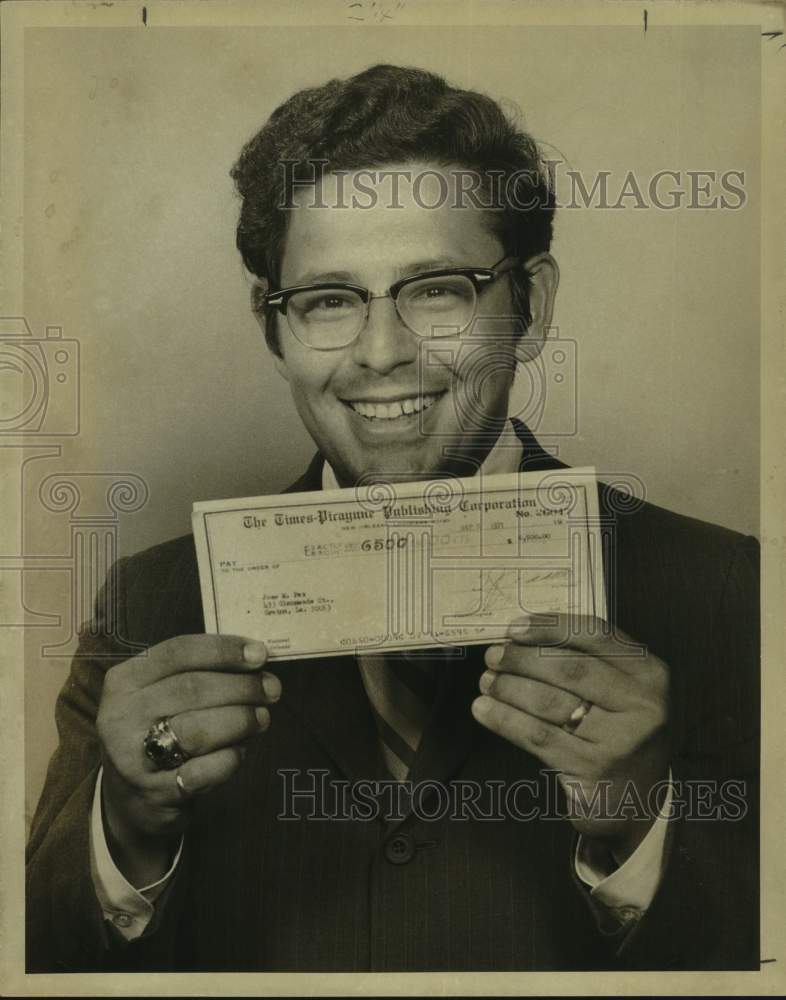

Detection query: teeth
(349, 393), (441, 420)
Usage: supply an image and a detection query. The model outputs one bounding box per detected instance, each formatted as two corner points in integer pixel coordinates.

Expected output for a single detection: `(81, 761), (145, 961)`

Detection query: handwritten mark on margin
(762, 30), (784, 51)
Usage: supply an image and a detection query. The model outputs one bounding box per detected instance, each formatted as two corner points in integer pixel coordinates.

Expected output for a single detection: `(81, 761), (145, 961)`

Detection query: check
(192, 467), (607, 660)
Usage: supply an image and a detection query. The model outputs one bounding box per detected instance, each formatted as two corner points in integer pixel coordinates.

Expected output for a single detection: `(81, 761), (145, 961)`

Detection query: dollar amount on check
(192, 468), (606, 660)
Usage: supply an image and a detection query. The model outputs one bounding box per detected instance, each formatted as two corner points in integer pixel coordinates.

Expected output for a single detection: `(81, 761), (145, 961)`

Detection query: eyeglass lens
(286, 273), (477, 348)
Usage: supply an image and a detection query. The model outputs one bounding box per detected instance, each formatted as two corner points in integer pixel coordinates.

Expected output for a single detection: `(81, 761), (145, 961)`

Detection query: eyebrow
(289, 258), (467, 287)
(401, 257), (465, 275)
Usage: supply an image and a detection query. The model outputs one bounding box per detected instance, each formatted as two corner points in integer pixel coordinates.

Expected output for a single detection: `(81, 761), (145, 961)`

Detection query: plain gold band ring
(562, 699), (592, 734)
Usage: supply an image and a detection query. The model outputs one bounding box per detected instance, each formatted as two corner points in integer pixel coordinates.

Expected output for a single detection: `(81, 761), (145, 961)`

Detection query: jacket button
(384, 833), (415, 865)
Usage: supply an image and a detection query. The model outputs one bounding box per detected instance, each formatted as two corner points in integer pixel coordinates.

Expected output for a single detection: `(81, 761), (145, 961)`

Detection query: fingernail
(243, 641), (267, 666)
(472, 695), (492, 719)
(262, 672), (281, 701)
(479, 670), (495, 694)
(509, 616), (533, 639)
(484, 644), (506, 669)
(255, 706), (270, 730)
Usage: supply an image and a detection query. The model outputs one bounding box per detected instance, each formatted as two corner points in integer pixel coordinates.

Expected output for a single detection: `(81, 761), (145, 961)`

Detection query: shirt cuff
(88, 766), (183, 941)
(574, 774), (674, 925)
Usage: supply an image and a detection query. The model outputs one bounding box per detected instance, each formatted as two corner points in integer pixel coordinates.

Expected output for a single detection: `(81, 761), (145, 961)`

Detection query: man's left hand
(472, 614), (670, 864)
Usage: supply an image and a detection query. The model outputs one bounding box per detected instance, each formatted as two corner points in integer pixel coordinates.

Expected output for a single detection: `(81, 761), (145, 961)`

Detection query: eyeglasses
(262, 255), (521, 351)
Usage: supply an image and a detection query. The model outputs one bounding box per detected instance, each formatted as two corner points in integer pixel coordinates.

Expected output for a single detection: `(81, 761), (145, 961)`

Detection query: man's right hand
(95, 634), (278, 887)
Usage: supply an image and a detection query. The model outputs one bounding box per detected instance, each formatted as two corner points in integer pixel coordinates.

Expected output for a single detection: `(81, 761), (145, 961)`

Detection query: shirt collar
(321, 419), (524, 491)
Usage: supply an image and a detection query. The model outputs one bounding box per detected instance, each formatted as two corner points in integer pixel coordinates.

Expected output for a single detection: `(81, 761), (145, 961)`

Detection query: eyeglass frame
(261, 255), (522, 351)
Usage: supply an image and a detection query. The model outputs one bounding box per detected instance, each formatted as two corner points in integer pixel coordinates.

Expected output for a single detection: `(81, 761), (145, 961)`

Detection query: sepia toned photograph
(2, 0), (784, 994)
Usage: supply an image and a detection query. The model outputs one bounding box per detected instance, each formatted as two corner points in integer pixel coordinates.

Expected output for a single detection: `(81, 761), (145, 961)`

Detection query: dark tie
(357, 651), (442, 780)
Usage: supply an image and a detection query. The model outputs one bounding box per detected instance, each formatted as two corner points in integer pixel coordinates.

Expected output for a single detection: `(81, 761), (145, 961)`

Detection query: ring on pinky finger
(561, 699), (593, 735)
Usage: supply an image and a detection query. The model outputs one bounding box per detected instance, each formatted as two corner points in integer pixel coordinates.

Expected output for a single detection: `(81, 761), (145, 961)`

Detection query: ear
(250, 280), (269, 327)
(515, 252), (559, 364)
(250, 280), (287, 370)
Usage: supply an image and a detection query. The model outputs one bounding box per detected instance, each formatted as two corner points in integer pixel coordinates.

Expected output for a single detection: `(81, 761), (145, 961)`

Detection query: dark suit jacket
(26, 424), (759, 972)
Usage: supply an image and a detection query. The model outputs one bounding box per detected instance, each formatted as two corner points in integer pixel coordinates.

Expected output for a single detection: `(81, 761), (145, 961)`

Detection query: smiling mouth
(344, 392), (445, 421)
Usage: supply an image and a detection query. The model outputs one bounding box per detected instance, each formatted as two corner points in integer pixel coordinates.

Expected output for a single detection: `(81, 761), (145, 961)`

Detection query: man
(26, 64), (758, 972)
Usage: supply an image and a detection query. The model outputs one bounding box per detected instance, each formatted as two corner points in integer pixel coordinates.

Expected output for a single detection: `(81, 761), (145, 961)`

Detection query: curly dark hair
(230, 63), (556, 353)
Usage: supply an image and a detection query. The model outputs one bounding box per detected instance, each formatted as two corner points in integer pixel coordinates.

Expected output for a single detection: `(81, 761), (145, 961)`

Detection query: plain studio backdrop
(21, 25), (759, 818)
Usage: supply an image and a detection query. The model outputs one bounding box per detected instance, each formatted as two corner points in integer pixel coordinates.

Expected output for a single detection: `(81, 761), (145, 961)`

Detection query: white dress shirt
(90, 422), (672, 940)
(90, 768), (182, 939)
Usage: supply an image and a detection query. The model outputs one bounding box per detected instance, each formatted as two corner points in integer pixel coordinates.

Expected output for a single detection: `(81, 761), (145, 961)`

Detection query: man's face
(270, 163), (557, 486)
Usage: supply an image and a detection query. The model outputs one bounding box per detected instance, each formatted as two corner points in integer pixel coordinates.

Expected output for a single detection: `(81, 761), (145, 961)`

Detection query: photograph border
(1, 0), (783, 995)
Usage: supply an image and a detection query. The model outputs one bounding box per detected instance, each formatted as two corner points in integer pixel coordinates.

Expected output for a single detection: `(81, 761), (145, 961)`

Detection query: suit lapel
(282, 451), (324, 494)
(510, 417), (567, 473)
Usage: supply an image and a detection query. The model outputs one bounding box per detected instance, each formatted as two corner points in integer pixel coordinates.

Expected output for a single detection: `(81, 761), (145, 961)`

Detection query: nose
(350, 294), (418, 375)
